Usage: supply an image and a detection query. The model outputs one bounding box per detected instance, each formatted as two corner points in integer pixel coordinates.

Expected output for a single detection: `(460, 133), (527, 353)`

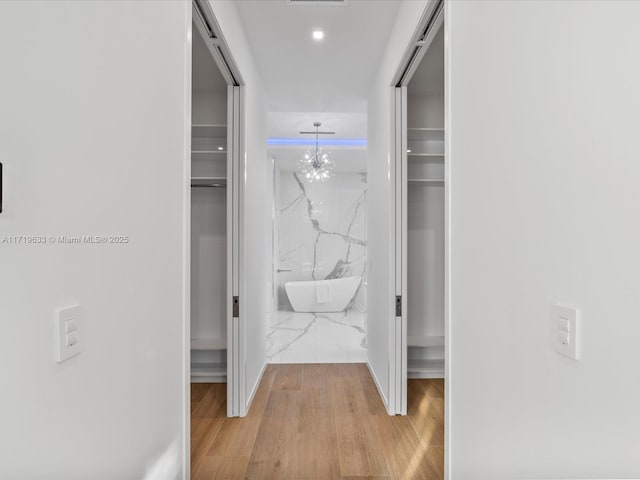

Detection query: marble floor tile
(267, 309), (367, 364)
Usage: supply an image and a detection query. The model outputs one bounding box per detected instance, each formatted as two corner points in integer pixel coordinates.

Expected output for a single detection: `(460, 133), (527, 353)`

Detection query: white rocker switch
(557, 317), (570, 333)
(65, 319), (79, 334)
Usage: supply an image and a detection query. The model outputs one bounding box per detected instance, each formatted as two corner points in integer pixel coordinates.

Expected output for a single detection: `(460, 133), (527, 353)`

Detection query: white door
(226, 85), (243, 416)
(366, 87), (407, 416)
(392, 87), (409, 415)
(228, 84), (264, 418)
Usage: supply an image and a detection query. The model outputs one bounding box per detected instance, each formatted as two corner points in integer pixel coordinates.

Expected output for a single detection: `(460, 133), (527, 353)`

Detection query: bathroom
(267, 112), (368, 364)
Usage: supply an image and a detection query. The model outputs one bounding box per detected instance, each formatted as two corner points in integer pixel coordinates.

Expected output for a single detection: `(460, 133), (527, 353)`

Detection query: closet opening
(389, 0), (445, 429)
(190, 19), (229, 385)
(267, 114), (368, 364)
(405, 21), (445, 383)
(189, 0), (249, 470)
(189, 0), (246, 453)
(403, 21), (446, 442)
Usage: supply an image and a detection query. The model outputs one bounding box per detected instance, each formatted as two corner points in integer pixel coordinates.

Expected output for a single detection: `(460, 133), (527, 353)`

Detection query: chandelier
(298, 122), (335, 182)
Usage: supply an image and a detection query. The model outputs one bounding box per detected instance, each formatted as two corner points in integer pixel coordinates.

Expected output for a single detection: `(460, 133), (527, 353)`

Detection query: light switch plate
(56, 305), (83, 363)
(552, 304), (579, 360)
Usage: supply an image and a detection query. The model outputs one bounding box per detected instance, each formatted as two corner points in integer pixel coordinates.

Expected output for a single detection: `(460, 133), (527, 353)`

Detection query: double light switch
(552, 304), (579, 360)
(56, 305), (83, 362)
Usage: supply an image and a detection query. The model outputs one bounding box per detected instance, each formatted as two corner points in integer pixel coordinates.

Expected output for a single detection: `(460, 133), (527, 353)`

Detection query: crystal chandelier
(299, 122), (335, 182)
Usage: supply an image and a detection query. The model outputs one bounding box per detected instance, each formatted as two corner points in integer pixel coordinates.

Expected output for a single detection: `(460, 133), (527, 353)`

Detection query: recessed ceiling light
(312, 30), (324, 40)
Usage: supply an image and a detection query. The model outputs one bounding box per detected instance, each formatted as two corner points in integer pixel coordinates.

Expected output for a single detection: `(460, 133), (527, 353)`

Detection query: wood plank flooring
(191, 364), (444, 480)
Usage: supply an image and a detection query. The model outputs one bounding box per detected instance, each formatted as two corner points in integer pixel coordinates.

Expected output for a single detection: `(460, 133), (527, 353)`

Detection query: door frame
(181, 4), (192, 478)
(185, 2), (247, 476)
(388, 0), (450, 475)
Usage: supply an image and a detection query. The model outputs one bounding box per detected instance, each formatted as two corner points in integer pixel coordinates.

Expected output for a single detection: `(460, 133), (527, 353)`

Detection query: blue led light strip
(267, 138), (367, 147)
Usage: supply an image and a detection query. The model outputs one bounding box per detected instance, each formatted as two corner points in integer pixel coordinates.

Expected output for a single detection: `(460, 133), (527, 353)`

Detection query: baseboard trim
(367, 361), (390, 414)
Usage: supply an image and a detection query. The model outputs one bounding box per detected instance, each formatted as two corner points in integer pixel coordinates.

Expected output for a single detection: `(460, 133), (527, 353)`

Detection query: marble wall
(268, 169), (368, 363)
(276, 171), (367, 308)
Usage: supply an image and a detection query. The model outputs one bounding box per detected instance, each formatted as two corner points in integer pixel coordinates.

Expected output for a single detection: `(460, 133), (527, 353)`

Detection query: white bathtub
(285, 276), (361, 313)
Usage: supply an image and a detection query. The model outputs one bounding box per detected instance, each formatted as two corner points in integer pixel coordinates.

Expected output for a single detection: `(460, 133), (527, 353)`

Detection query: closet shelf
(191, 150), (227, 155)
(407, 358), (445, 378)
(407, 153), (444, 158)
(192, 123), (227, 138)
(407, 127), (444, 142)
(408, 178), (445, 185)
(408, 335), (445, 347)
(191, 338), (227, 350)
(191, 177), (227, 188)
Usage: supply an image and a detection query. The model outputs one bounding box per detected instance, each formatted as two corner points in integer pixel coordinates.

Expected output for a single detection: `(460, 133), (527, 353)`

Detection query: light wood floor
(191, 364), (444, 479)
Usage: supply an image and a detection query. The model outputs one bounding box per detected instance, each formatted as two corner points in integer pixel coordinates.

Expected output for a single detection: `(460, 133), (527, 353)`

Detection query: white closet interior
(406, 25), (445, 379)
(190, 22), (228, 383)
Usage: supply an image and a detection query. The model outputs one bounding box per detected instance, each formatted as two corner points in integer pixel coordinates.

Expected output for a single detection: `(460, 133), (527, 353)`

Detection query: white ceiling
(235, 0), (402, 113)
(235, 1), (400, 174)
(267, 111), (366, 138)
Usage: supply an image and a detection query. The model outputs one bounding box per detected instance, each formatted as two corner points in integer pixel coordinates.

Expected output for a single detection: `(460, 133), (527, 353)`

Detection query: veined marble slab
(267, 309), (367, 364)
(276, 171), (368, 310)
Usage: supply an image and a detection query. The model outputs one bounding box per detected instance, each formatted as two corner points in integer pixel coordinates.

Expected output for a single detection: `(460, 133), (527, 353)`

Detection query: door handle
(276, 269), (292, 272)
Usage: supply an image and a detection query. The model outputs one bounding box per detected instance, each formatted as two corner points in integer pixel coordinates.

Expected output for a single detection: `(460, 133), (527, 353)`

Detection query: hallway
(191, 364), (444, 479)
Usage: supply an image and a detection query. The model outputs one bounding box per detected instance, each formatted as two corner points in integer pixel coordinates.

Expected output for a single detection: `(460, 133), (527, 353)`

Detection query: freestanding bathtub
(285, 276), (361, 313)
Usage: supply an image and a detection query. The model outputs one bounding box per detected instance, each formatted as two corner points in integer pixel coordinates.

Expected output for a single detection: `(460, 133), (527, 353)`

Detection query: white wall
(192, 91), (227, 125)
(407, 184), (445, 340)
(191, 187), (226, 342)
(367, 0), (428, 411)
(0, 1), (190, 478)
(448, 1), (640, 477)
(407, 95), (444, 129)
(208, 1), (270, 413)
